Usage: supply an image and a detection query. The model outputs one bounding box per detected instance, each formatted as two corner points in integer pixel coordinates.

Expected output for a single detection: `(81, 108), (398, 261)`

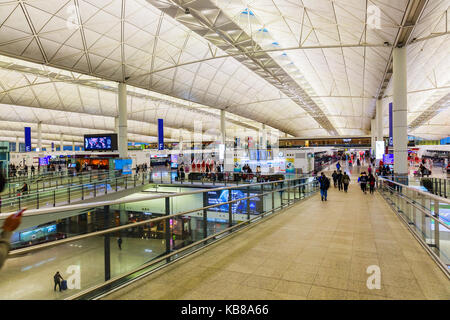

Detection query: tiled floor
(103, 166), (450, 300)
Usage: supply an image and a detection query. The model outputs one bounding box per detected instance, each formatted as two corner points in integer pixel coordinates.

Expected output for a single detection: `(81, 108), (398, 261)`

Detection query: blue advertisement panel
(207, 190), (262, 215)
(114, 159), (132, 175)
(383, 153), (394, 165)
(158, 118), (164, 150)
(24, 127), (31, 152)
(20, 224), (57, 242)
(389, 102), (393, 147)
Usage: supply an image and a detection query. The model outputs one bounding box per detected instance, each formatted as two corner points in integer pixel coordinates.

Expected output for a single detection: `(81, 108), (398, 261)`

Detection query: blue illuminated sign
(158, 118), (164, 150)
(389, 102), (393, 147)
(24, 127), (31, 152)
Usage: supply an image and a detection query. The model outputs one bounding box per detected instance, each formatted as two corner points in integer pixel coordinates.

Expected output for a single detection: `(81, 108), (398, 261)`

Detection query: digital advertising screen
(84, 134), (117, 151)
(383, 153), (394, 165)
(114, 159), (132, 175)
(39, 156), (51, 166)
(207, 189), (263, 215)
(170, 154), (178, 168)
(376, 141), (385, 159)
(19, 224), (57, 242)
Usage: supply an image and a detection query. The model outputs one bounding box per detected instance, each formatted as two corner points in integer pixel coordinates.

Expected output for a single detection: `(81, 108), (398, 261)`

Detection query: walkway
(103, 167), (450, 300)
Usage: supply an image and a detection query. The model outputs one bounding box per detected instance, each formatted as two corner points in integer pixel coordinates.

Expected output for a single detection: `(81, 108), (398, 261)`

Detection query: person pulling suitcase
(53, 271), (65, 292)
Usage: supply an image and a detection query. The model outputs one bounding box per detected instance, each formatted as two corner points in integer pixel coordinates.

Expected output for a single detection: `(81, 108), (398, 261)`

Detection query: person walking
(318, 172), (330, 201)
(337, 170), (343, 191)
(368, 173), (376, 194)
(359, 172), (368, 194)
(53, 271), (64, 292)
(336, 162), (341, 171)
(179, 163), (185, 181)
(117, 237), (122, 250)
(332, 170), (338, 188)
(342, 172), (350, 192)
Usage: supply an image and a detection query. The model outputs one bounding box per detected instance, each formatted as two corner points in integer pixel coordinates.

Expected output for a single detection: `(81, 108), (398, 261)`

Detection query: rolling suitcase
(61, 280), (67, 290)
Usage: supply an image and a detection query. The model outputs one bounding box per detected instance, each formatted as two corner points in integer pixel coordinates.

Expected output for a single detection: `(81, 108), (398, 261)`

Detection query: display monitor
(383, 153), (394, 165)
(19, 224), (57, 242)
(170, 154), (178, 168)
(207, 190), (262, 215)
(114, 159), (132, 175)
(39, 156), (50, 166)
(376, 141), (385, 159)
(84, 134), (118, 151)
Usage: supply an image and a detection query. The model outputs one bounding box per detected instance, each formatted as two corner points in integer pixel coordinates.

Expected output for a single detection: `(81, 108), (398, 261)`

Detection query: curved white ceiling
(0, 0), (447, 141)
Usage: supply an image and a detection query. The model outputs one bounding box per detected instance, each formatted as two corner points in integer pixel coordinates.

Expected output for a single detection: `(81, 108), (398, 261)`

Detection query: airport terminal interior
(0, 0), (448, 301)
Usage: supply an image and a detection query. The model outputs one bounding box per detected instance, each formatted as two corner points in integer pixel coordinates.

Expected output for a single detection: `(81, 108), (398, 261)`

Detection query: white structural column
(220, 109), (226, 144)
(37, 121), (42, 151)
(114, 116), (119, 134)
(72, 141), (75, 151)
(371, 119), (376, 156)
(15, 136), (19, 152)
(178, 130), (183, 151)
(392, 47), (408, 177)
(60, 133), (64, 151)
(220, 109), (226, 163)
(376, 99), (384, 158)
(118, 83), (128, 158)
(261, 124), (267, 149)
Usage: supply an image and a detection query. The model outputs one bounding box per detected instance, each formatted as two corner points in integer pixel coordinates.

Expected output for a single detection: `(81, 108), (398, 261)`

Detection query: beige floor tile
(307, 285), (347, 300)
(384, 285), (427, 300)
(273, 280), (311, 298)
(243, 275), (280, 291)
(313, 273), (348, 291)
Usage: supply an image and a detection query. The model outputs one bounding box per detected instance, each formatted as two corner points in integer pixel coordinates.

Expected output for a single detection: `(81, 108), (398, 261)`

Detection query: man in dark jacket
(332, 170), (338, 188)
(54, 271), (64, 292)
(336, 170), (343, 191)
(319, 172), (330, 201)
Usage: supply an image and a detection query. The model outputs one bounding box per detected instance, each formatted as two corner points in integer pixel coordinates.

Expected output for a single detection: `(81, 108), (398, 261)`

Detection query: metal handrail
(377, 176), (450, 204)
(0, 172), (134, 212)
(1, 175), (308, 218)
(6, 169), (114, 184)
(3, 171), (120, 200)
(379, 181), (450, 230)
(7, 177), (316, 256)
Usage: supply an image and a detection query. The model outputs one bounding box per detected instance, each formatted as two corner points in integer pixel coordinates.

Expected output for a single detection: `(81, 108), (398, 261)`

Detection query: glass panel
(110, 220), (166, 279)
(0, 236), (105, 300)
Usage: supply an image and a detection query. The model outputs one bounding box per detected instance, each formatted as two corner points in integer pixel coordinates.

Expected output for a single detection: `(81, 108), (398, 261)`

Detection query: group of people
(135, 163), (149, 174)
(318, 160), (379, 201)
(331, 169), (351, 192)
(9, 164), (37, 177)
(357, 171), (376, 194)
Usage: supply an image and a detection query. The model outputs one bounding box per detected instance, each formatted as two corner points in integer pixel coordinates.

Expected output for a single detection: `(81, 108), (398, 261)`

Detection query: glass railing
(0, 176), (319, 300)
(419, 177), (450, 199)
(146, 169), (306, 185)
(0, 171), (153, 213)
(6, 168), (83, 185)
(377, 177), (450, 275)
(4, 170), (117, 197)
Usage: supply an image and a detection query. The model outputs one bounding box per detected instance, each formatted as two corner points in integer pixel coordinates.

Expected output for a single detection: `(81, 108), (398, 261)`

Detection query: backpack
(323, 177), (330, 189)
(343, 175), (350, 184)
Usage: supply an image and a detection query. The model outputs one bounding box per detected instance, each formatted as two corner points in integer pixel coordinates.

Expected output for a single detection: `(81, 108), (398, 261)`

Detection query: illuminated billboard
(376, 141), (384, 159)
